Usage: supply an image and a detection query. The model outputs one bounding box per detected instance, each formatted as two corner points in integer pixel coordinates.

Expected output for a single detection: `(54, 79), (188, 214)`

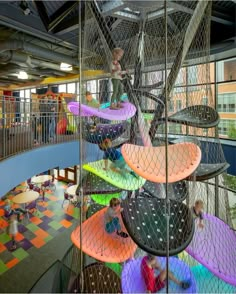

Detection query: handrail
(0, 96), (79, 161)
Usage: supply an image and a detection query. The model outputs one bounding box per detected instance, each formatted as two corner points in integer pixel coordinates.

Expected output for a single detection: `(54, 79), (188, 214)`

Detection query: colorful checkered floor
(0, 180), (79, 275)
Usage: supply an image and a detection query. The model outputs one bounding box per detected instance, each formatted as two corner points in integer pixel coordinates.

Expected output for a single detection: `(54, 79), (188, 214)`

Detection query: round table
(12, 190), (39, 204)
(66, 185), (79, 196)
(31, 175), (52, 184)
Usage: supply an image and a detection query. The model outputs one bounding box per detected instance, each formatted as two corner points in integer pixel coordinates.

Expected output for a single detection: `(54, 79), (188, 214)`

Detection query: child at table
(99, 138), (137, 179)
(8, 214), (19, 251)
(191, 199), (204, 228)
(4, 199), (26, 222)
(104, 198), (128, 238)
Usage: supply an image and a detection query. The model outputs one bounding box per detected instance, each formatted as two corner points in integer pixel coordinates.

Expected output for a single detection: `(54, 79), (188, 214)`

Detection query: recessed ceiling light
(60, 63), (73, 71)
(17, 71), (28, 79)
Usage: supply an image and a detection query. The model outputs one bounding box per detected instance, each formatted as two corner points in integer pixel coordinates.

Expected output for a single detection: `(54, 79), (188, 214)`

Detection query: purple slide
(186, 214), (236, 286)
(67, 101), (136, 121)
(121, 256), (196, 293)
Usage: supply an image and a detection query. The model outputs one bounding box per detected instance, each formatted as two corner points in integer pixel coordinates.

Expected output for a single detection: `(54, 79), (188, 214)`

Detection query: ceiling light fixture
(60, 62), (73, 71)
(17, 71), (28, 79)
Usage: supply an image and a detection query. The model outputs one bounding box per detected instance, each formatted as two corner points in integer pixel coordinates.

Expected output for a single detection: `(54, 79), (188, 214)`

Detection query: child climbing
(191, 199), (204, 228)
(104, 198), (128, 238)
(141, 254), (191, 293)
(99, 138), (137, 179)
(110, 47), (127, 110)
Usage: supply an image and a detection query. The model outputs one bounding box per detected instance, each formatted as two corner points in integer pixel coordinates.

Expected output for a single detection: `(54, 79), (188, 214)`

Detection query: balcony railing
(0, 97), (79, 160)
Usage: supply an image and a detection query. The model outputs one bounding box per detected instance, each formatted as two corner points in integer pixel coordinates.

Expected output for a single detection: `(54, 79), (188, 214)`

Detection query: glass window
(217, 92), (236, 113)
(20, 90), (24, 98)
(216, 57), (236, 82)
(218, 119), (236, 139)
(86, 80), (97, 93)
(67, 83), (76, 94)
(25, 89), (30, 98)
(202, 97), (208, 105)
(59, 84), (66, 92)
(176, 99), (182, 111)
(187, 66), (198, 85)
(31, 88), (36, 93)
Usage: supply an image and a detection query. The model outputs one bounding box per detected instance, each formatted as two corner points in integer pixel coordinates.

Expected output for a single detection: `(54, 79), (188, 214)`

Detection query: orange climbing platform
(121, 142), (201, 183)
(71, 208), (137, 263)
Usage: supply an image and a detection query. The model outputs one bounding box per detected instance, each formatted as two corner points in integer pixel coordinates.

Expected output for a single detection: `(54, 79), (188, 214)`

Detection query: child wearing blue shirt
(100, 138), (137, 178)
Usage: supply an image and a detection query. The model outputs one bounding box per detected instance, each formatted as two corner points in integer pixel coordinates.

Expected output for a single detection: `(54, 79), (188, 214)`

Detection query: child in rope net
(191, 199), (204, 228)
(110, 47), (128, 110)
(141, 254), (191, 293)
(85, 91), (100, 109)
(104, 198), (128, 238)
(99, 138), (137, 179)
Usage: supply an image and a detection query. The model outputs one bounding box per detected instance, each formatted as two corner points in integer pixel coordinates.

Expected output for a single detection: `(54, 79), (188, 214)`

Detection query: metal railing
(0, 96), (79, 160)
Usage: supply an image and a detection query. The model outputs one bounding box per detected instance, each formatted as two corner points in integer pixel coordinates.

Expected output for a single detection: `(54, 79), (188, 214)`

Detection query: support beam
(101, 0), (127, 16)
(149, 0), (210, 140)
(168, 1), (234, 26)
(48, 1), (78, 32)
(33, 0), (50, 31)
(147, 8), (175, 21)
(112, 10), (139, 22)
(0, 3), (78, 50)
(167, 15), (179, 33)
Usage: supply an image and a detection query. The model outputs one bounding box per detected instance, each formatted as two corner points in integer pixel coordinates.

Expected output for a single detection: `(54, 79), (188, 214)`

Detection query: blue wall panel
(222, 143), (236, 176)
(0, 141), (103, 197)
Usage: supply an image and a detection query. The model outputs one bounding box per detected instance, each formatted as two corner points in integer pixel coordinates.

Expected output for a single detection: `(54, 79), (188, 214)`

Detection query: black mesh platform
(79, 173), (122, 196)
(143, 181), (188, 202)
(121, 198), (194, 256)
(82, 122), (128, 144)
(86, 202), (105, 219)
(187, 162), (229, 181)
(157, 105), (219, 128)
(69, 263), (121, 293)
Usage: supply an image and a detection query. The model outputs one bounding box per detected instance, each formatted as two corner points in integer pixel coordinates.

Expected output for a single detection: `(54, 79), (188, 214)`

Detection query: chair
(25, 200), (38, 217)
(42, 179), (56, 192)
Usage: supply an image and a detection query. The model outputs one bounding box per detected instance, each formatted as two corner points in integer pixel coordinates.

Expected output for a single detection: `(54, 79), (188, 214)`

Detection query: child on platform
(99, 138), (137, 179)
(141, 254), (190, 293)
(191, 199), (204, 228)
(104, 198), (128, 238)
(110, 48), (127, 110)
(85, 91), (100, 109)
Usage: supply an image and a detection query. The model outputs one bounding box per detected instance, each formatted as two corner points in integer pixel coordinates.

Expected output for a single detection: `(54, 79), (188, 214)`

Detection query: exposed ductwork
(0, 39), (79, 66)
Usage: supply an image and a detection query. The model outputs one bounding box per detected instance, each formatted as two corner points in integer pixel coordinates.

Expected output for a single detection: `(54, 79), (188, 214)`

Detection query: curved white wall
(0, 140), (103, 197)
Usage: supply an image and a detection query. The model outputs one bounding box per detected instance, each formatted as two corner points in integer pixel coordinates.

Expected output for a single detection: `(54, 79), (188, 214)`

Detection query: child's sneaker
(130, 171), (138, 179)
(117, 231), (129, 238)
(181, 281), (191, 290)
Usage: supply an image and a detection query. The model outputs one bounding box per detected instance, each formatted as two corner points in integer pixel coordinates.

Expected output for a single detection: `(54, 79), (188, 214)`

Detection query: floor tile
(26, 223), (39, 232)
(0, 260), (8, 275)
(6, 258), (20, 269)
(60, 219), (72, 228)
(12, 247), (29, 260)
(48, 220), (63, 230)
(30, 237), (46, 249)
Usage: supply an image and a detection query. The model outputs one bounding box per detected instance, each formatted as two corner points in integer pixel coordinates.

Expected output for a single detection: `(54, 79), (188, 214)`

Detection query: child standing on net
(110, 48), (126, 110)
(191, 200), (204, 228)
(104, 198), (128, 238)
(99, 138), (137, 179)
